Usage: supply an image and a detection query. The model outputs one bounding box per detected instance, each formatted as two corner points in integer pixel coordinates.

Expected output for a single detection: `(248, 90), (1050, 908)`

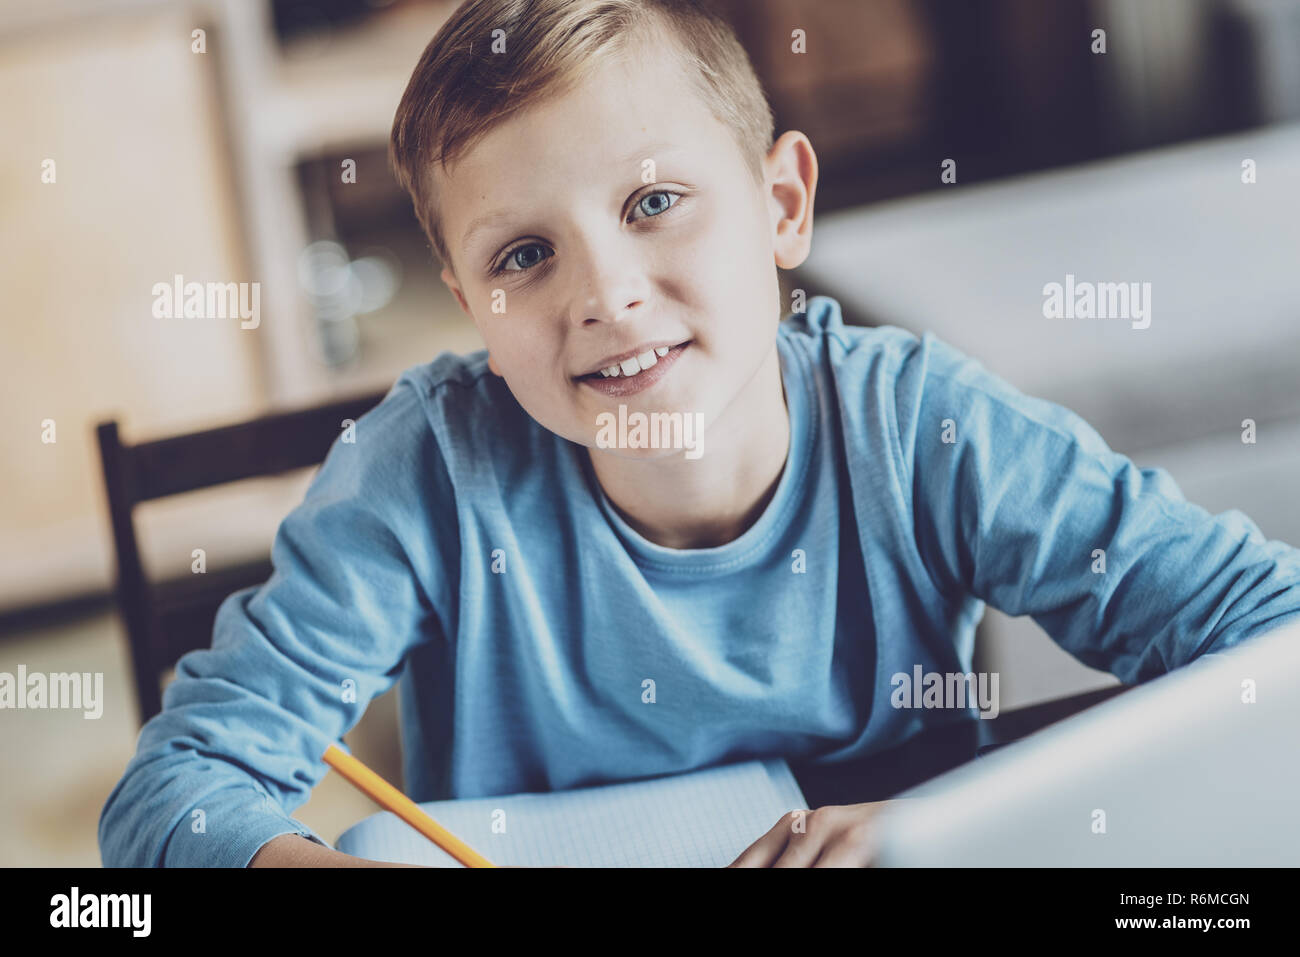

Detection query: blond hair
(389, 0), (774, 272)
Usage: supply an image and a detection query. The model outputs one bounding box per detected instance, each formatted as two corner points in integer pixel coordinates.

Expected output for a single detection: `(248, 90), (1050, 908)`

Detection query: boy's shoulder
(781, 294), (966, 383)
(403, 348), (496, 394)
(359, 346), (543, 464)
(792, 296), (1115, 461)
(782, 295), (1041, 441)
(305, 346), (540, 528)
(381, 347), (527, 426)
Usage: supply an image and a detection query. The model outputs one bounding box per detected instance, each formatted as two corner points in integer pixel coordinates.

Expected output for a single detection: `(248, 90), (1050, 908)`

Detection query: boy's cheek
(492, 354), (579, 421)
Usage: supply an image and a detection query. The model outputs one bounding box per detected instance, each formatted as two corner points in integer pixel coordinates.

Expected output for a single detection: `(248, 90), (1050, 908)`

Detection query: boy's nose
(571, 269), (646, 325)
(567, 238), (649, 328)
(579, 298), (645, 327)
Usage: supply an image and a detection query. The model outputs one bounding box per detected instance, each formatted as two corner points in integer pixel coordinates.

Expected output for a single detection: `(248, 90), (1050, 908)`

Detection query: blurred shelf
(263, 1), (458, 159)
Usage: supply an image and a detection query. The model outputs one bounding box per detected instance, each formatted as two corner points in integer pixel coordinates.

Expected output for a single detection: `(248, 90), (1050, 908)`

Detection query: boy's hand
(726, 802), (891, 867)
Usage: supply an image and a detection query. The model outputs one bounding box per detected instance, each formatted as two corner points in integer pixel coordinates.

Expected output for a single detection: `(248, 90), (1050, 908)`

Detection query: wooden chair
(96, 391), (387, 727)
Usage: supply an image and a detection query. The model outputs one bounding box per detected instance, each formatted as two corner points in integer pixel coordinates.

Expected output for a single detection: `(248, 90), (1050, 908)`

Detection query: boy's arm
(98, 381), (458, 866)
(897, 334), (1300, 683)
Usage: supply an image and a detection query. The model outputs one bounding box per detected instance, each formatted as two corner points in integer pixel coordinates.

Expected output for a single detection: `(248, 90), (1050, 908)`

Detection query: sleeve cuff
(161, 791), (335, 867)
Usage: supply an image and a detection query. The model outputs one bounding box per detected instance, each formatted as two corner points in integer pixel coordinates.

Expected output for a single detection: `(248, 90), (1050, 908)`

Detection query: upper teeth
(600, 345), (672, 377)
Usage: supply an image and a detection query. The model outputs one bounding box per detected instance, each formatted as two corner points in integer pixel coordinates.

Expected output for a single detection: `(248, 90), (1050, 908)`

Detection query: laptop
(870, 619), (1300, 866)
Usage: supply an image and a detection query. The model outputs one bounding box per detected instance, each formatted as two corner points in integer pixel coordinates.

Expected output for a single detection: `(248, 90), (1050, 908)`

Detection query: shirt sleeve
(898, 332), (1300, 684)
(98, 378), (459, 867)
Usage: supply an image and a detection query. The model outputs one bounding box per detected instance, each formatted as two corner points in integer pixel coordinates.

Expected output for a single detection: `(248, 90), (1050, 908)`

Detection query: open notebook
(334, 758), (807, 867)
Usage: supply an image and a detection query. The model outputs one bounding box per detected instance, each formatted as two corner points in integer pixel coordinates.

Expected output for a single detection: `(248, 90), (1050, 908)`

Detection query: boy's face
(434, 43), (806, 456)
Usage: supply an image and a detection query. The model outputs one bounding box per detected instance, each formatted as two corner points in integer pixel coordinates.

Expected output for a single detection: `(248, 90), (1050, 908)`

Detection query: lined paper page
(334, 758), (807, 867)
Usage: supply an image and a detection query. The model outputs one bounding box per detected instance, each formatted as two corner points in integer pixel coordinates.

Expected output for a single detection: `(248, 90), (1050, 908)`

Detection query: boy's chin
(570, 396), (713, 463)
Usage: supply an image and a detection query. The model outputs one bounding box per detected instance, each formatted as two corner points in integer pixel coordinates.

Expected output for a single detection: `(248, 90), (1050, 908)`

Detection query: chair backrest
(96, 390), (387, 726)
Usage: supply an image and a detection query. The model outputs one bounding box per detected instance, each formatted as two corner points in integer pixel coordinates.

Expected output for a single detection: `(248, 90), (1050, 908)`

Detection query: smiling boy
(406, 1), (798, 552)
(100, 0), (1300, 869)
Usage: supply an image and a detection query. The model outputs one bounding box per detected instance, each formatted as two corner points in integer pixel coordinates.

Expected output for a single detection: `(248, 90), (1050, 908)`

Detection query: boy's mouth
(575, 340), (692, 397)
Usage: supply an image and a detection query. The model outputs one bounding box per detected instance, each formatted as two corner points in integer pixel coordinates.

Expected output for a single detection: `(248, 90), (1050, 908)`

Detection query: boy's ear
(440, 265), (472, 318)
(764, 130), (818, 271)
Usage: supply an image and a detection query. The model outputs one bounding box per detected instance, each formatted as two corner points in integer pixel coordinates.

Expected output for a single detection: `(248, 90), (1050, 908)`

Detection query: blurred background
(2, 0), (1298, 865)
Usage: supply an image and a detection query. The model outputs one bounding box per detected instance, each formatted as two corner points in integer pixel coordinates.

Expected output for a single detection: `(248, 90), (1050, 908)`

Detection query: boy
(100, 0), (1300, 868)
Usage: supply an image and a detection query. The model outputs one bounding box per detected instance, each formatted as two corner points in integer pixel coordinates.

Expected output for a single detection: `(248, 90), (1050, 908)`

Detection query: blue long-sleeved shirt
(99, 295), (1300, 866)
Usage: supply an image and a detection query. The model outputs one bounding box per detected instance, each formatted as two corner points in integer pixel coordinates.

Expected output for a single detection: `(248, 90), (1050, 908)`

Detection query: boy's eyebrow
(459, 142), (687, 251)
(461, 209), (515, 252)
(617, 140), (684, 166)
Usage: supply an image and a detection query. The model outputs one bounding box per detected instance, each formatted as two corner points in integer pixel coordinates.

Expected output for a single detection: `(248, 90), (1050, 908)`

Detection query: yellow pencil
(322, 744), (496, 868)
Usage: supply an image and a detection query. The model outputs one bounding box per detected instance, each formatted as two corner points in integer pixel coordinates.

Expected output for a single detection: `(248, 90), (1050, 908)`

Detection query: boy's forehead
(436, 45), (739, 247)
(449, 44), (709, 176)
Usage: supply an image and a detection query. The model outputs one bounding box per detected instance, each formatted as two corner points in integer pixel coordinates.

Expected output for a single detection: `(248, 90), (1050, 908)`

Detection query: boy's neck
(587, 343), (791, 550)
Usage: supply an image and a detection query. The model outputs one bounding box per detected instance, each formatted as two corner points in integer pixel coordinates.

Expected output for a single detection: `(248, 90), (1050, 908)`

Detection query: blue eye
(496, 244), (551, 274)
(490, 189), (684, 276)
(631, 189), (681, 221)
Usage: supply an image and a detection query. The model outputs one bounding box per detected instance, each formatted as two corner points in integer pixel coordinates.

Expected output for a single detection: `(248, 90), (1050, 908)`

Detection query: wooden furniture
(96, 390), (387, 726)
